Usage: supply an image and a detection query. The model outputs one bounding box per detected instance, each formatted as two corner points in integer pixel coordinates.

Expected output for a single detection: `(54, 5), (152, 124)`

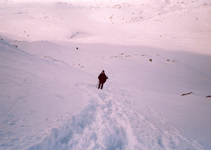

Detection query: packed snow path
(28, 84), (202, 150)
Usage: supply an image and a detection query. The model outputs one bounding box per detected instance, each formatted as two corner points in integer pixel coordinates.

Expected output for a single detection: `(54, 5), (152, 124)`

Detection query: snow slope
(0, 0), (211, 149)
(0, 38), (96, 149)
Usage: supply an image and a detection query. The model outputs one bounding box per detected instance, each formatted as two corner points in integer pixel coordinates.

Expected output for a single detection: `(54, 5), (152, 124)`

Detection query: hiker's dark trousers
(98, 82), (105, 89)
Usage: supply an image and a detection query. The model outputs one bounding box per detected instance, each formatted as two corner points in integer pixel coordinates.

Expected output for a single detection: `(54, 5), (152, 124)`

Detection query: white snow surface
(0, 0), (211, 150)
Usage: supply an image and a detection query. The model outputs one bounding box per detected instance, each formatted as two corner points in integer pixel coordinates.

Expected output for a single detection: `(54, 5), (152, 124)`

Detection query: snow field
(0, 0), (211, 149)
(0, 39), (94, 149)
(0, 1), (210, 53)
(1, 36), (211, 149)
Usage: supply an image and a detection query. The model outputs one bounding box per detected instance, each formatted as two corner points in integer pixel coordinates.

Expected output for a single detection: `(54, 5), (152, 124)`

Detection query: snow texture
(0, 0), (211, 150)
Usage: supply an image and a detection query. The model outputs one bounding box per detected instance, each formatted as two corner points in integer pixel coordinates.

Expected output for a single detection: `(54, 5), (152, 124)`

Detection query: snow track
(28, 84), (202, 150)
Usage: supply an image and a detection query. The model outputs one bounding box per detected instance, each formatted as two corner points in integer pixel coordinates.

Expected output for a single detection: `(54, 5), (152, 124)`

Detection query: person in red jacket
(98, 70), (108, 89)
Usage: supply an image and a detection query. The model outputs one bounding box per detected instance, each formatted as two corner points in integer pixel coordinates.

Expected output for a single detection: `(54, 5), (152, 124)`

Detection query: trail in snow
(28, 83), (202, 150)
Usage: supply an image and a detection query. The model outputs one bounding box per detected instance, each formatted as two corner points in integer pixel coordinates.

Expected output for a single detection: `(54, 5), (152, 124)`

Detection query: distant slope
(0, 0), (210, 54)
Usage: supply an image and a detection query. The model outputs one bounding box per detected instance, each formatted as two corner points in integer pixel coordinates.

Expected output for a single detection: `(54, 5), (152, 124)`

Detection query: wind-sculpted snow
(28, 84), (202, 150)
